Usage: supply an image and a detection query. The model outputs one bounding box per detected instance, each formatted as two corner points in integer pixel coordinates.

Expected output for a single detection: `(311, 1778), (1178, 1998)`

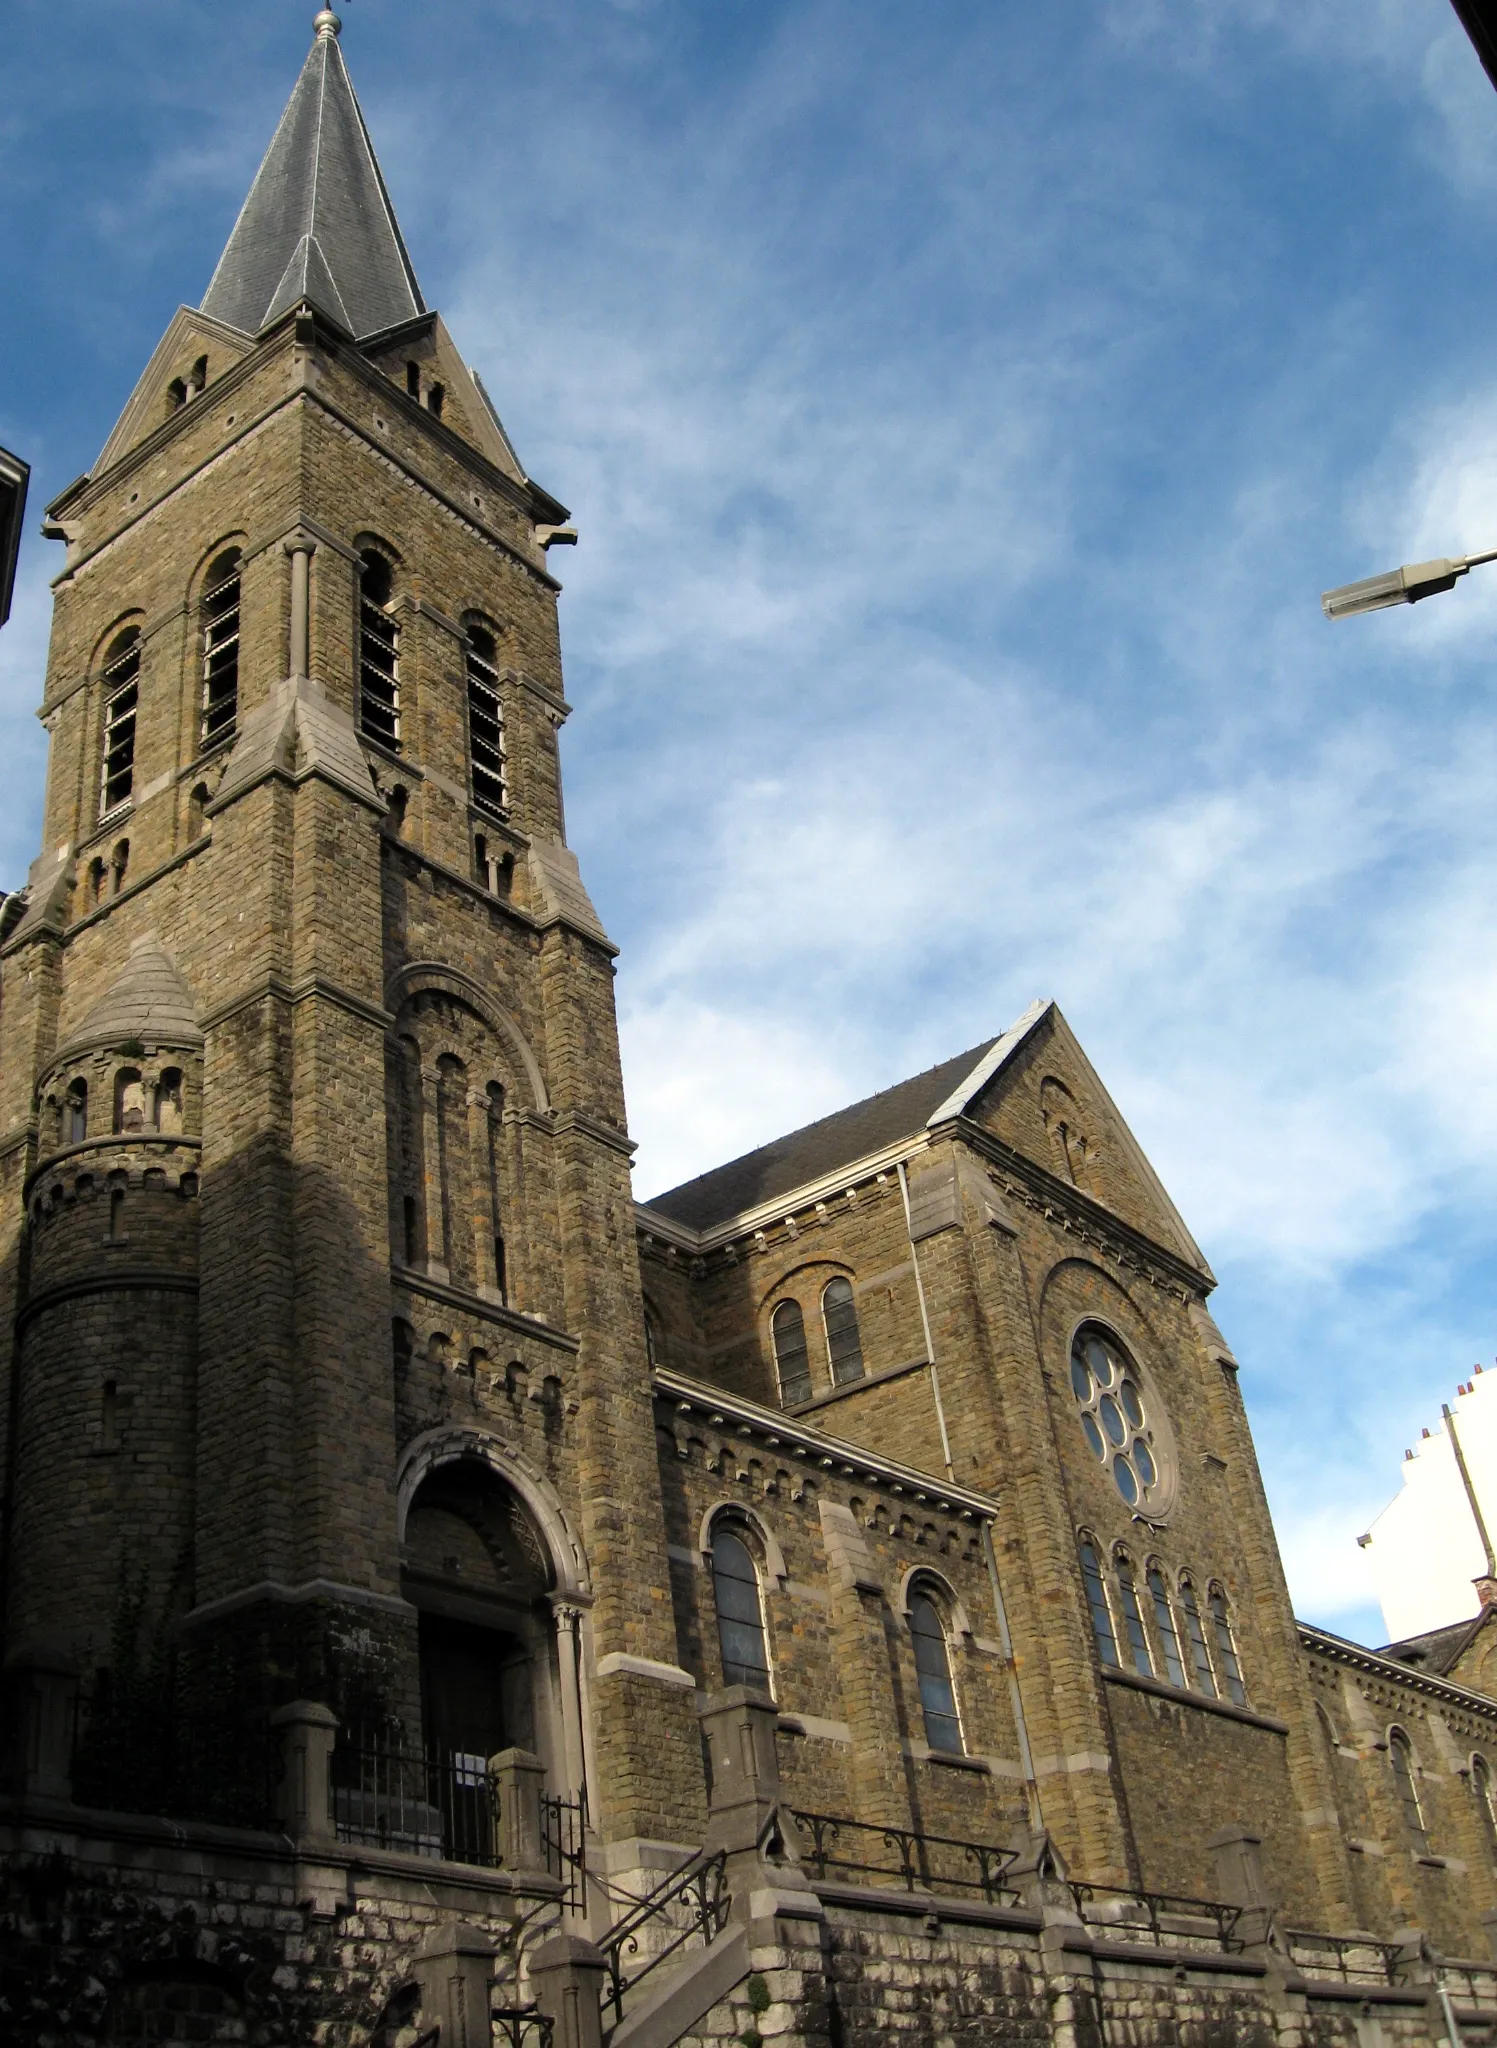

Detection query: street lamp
(0, 443), (28, 631)
(1321, 548), (1497, 620)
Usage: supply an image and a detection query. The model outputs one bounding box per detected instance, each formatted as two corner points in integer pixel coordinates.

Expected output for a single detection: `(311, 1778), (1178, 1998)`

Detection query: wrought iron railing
(493, 2007), (555, 2048)
(1066, 1881), (1244, 1954)
(789, 1808), (1022, 1905)
(1439, 1961), (1497, 2008)
(331, 1730), (584, 1884)
(1283, 1930), (1404, 1984)
(600, 1850), (730, 2030)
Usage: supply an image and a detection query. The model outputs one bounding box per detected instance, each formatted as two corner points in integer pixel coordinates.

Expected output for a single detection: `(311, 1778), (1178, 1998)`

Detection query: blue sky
(6, 0), (1497, 1645)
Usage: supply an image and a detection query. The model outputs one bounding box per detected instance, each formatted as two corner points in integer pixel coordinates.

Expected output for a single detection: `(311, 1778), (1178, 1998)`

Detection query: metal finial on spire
(313, 7), (341, 37)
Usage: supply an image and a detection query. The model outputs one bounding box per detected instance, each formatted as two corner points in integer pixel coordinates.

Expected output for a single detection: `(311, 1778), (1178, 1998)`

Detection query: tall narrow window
(1208, 1586), (1247, 1706)
(1390, 1729), (1426, 1848)
(1146, 1565), (1186, 1688)
(359, 550), (401, 750)
(711, 1525), (770, 1691)
(823, 1276), (864, 1386)
(114, 1069), (146, 1136)
(465, 625), (507, 818)
(1179, 1578), (1217, 1697)
(1474, 1754), (1497, 1853)
(1115, 1554), (1153, 1678)
(909, 1588), (963, 1753)
(486, 1081), (507, 1304)
(154, 1069), (184, 1135)
(772, 1300), (811, 1407)
(66, 1081), (88, 1146)
(200, 548), (241, 749)
(100, 628), (141, 815)
(1079, 1540), (1119, 1669)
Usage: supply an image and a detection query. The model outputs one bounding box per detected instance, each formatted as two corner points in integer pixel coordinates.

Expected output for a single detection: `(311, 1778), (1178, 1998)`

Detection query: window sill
(1416, 1854), (1451, 1870)
(906, 1740), (989, 1774)
(1101, 1666), (1289, 1735)
(788, 1355), (931, 1419)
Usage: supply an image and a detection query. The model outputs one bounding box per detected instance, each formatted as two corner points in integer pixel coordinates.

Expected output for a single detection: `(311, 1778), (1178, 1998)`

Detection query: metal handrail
(790, 1808), (1022, 1906)
(493, 2008), (554, 2048)
(1067, 1881), (1244, 1953)
(1283, 1929), (1404, 1984)
(600, 1849), (730, 2029)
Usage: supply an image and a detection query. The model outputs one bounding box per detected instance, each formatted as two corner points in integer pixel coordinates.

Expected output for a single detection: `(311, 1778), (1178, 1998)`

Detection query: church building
(3, 13), (1497, 2045)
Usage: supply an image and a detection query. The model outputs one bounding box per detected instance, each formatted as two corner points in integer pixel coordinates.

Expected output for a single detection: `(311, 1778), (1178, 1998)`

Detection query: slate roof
(56, 939), (203, 1063)
(642, 1041), (999, 1233)
(200, 15), (424, 342)
(1380, 1610), (1491, 1676)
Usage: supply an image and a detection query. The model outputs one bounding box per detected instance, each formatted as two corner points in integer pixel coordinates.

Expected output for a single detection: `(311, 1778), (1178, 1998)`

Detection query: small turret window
(823, 1276), (865, 1386)
(100, 628), (141, 816)
(465, 625), (507, 818)
(155, 1070), (184, 1135)
(771, 1299), (811, 1407)
(66, 1081), (88, 1145)
(358, 550), (400, 751)
(200, 549), (242, 750)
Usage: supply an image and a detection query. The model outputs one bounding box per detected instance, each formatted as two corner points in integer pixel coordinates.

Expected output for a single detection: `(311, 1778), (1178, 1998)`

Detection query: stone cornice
(1299, 1620), (1497, 1723)
(652, 1364), (998, 1520)
(391, 1263), (582, 1355)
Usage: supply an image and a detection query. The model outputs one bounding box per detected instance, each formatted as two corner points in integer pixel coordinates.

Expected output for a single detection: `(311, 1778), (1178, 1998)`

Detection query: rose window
(1070, 1326), (1166, 1511)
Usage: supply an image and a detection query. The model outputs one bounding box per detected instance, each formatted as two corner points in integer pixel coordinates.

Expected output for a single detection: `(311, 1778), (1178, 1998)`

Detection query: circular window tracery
(1070, 1325), (1169, 1512)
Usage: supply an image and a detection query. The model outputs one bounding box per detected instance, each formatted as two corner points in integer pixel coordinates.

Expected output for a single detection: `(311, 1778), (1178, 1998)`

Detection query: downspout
(897, 1158), (954, 1480)
(1444, 1403), (1497, 1579)
(983, 1519), (1043, 1831)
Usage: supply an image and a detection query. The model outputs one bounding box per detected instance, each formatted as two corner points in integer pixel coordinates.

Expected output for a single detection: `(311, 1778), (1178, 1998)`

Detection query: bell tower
(0, 6), (701, 1846)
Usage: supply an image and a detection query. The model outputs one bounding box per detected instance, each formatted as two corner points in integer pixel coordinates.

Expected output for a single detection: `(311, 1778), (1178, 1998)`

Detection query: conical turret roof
(55, 939), (203, 1063)
(200, 9), (425, 342)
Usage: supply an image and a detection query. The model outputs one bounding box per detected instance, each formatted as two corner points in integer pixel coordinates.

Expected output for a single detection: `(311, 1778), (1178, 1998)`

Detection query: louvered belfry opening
(358, 549), (400, 749)
(100, 628), (141, 816)
(200, 550), (242, 750)
(465, 624), (507, 818)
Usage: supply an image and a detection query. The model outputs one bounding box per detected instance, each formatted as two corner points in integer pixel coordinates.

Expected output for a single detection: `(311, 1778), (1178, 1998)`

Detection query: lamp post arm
(1322, 545), (1497, 620)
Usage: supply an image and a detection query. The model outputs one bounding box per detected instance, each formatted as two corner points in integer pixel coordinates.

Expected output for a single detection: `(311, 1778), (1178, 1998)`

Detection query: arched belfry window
(358, 549), (401, 751)
(822, 1277), (865, 1386)
(1207, 1585), (1247, 1706)
(1114, 1551), (1153, 1678)
(465, 623), (507, 818)
(200, 548), (242, 749)
(771, 1299), (811, 1407)
(1079, 1537), (1119, 1669)
(711, 1521), (771, 1691)
(1389, 1728), (1426, 1848)
(909, 1585), (963, 1754)
(100, 627), (141, 816)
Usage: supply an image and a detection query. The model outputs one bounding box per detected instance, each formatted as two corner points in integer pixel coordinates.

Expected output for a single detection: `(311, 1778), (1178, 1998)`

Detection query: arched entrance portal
(403, 1457), (551, 1765)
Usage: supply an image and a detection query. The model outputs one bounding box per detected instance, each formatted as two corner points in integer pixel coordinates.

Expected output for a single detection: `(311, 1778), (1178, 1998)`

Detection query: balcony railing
(1283, 1931), (1405, 1985)
(789, 1808), (1022, 1905)
(1066, 1881), (1245, 1954)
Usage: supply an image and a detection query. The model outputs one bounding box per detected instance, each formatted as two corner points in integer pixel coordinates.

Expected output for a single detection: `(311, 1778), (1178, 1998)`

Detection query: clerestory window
(909, 1587), (963, 1754)
(1390, 1728), (1427, 1849)
(1146, 1564), (1186, 1688)
(100, 628), (141, 816)
(822, 1276), (865, 1386)
(1208, 1585), (1247, 1706)
(711, 1523), (771, 1692)
(465, 624), (507, 818)
(1178, 1577), (1217, 1697)
(1115, 1552), (1153, 1678)
(771, 1299), (811, 1407)
(1079, 1538), (1119, 1669)
(358, 550), (401, 751)
(200, 549), (242, 750)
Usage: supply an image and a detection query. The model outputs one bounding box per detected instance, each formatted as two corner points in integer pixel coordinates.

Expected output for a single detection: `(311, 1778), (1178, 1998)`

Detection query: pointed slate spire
(201, 7), (425, 341)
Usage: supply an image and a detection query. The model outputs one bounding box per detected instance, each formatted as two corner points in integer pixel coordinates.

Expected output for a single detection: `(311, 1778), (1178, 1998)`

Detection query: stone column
(271, 1700), (339, 1845)
(283, 533), (316, 680)
(412, 1922), (497, 2048)
(490, 1746), (546, 1872)
(528, 1933), (606, 2048)
(419, 1063), (449, 1279)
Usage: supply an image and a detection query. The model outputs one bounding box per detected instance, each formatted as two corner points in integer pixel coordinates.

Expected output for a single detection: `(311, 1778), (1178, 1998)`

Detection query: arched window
(1389, 1729), (1426, 1848)
(465, 624), (507, 818)
(113, 1069), (146, 1135)
(711, 1523), (770, 1691)
(486, 1081), (507, 1303)
(200, 548), (241, 749)
(1207, 1585), (1247, 1706)
(155, 1069), (184, 1135)
(822, 1277), (865, 1386)
(188, 782), (210, 842)
(643, 1309), (661, 1369)
(65, 1080), (88, 1146)
(909, 1586), (963, 1754)
(1145, 1564), (1185, 1687)
(100, 627), (141, 815)
(358, 550), (401, 750)
(1079, 1539), (1119, 1669)
(1178, 1578), (1216, 1696)
(771, 1299), (811, 1407)
(1115, 1552), (1153, 1678)
(1474, 1755), (1497, 1852)
(111, 839), (130, 895)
